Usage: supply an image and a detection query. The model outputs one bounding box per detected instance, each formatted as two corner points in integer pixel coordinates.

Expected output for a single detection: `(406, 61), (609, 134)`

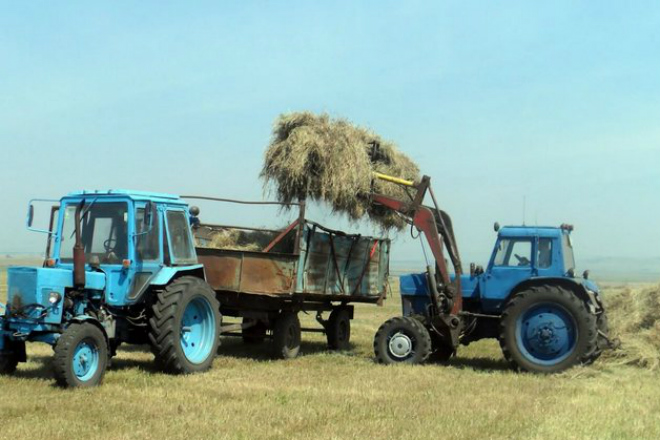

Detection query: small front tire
(374, 316), (432, 365)
(53, 322), (109, 388)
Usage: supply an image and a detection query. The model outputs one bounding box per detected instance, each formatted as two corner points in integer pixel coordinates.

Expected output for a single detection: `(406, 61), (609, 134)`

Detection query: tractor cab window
(166, 210), (195, 264)
(136, 208), (160, 261)
(537, 238), (553, 268)
(562, 233), (575, 272)
(494, 239), (532, 267)
(60, 202), (129, 264)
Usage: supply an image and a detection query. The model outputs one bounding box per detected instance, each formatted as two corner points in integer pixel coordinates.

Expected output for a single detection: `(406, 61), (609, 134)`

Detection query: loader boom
(372, 174), (463, 314)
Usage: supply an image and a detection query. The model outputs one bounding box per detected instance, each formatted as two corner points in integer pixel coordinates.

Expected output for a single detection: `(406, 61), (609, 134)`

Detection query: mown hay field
(0, 269), (659, 440)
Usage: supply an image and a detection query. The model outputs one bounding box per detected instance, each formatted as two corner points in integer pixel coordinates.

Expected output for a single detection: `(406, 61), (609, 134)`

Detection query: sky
(1, 1), (659, 267)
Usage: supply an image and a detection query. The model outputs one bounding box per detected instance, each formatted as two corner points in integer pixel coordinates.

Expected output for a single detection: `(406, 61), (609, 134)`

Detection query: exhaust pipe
(73, 201), (86, 288)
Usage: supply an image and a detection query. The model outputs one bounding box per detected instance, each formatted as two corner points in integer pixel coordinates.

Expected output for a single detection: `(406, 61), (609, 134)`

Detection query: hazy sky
(1, 1), (659, 266)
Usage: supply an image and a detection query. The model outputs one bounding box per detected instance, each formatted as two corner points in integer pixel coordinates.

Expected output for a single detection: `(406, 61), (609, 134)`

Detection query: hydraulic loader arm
(372, 174), (463, 315)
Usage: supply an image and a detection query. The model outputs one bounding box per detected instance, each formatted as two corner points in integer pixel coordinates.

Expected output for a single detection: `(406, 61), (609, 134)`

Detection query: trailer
(187, 196), (391, 358)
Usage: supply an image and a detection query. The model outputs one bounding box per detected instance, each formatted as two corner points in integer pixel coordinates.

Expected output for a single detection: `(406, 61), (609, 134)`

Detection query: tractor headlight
(48, 292), (61, 305)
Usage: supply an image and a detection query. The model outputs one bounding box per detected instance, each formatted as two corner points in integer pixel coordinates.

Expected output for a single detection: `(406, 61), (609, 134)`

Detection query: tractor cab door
(126, 202), (162, 302)
(480, 237), (534, 312)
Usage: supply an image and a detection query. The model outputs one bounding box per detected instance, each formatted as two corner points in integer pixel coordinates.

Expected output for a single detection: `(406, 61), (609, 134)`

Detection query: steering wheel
(103, 238), (117, 254)
(514, 253), (530, 266)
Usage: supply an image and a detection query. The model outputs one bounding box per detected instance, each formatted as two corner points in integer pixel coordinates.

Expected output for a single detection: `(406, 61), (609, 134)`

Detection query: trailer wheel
(242, 318), (268, 345)
(0, 354), (19, 375)
(271, 312), (301, 359)
(499, 285), (597, 373)
(374, 316), (432, 365)
(327, 308), (351, 351)
(149, 276), (221, 374)
(53, 322), (109, 388)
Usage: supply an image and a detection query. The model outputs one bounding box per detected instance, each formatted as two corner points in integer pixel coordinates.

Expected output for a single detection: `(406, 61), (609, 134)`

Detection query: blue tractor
(0, 190), (221, 387)
(371, 175), (614, 373)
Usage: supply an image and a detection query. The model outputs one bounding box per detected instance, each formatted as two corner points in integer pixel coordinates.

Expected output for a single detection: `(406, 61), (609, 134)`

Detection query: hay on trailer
(207, 229), (261, 252)
(601, 285), (660, 370)
(261, 112), (420, 230)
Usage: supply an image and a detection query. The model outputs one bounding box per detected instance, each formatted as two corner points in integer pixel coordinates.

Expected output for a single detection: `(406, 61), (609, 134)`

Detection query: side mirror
(583, 270), (590, 280)
(27, 204), (34, 228)
(494, 222), (500, 232)
(470, 262), (476, 277)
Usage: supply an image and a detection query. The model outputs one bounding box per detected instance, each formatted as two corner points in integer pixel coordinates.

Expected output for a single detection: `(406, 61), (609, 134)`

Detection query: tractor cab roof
(64, 189), (186, 205)
(498, 224), (573, 239)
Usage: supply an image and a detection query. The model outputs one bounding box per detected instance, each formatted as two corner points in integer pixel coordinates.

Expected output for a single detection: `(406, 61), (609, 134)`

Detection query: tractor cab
(460, 223), (599, 313)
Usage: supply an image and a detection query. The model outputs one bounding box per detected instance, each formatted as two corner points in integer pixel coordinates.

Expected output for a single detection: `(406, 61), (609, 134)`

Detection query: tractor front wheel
(374, 316), (432, 365)
(149, 277), (221, 374)
(53, 322), (109, 388)
(499, 285), (597, 373)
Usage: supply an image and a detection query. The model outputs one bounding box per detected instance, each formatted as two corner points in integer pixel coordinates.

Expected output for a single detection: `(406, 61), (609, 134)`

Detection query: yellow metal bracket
(373, 172), (416, 187)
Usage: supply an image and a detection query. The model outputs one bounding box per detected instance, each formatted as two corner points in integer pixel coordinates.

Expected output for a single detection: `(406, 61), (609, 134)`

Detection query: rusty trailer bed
(195, 221), (390, 307)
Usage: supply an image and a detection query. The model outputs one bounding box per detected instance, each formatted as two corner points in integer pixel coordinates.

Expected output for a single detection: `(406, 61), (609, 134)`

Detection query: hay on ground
(601, 284), (660, 370)
(261, 112), (420, 230)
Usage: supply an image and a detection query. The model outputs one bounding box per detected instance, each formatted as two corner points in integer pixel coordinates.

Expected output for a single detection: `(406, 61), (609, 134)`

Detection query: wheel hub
(517, 303), (577, 365)
(389, 332), (413, 358)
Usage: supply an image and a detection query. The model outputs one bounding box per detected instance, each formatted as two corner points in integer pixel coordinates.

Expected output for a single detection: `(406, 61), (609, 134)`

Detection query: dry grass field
(0, 269), (659, 440)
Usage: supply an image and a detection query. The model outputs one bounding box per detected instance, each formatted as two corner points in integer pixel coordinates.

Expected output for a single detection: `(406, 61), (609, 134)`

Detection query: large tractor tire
(271, 312), (301, 359)
(499, 285), (597, 373)
(585, 311), (611, 365)
(53, 322), (109, 388)
(326, 308), (351, 351)
(374, 316), (432, 365)
(149, 277), (221, 374)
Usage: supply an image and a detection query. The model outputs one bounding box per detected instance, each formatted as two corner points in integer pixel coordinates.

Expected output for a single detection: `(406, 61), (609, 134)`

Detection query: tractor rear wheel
(149, 277), (221, 374)
(53, 322), (109, 388)
(585, 311), (610, 364)
(326, 308), (351, 351)
(499, 285), (597, 373)
(374, 316), (432, 365)
(271, 312), (301, 359)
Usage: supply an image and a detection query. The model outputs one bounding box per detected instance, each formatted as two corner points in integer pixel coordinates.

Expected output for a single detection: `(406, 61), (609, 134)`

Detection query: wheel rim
(180, 296), (216, 364)
(72, 340), (100, 382)
(516, 302), (578, 366)
(388, 332), (414, 359)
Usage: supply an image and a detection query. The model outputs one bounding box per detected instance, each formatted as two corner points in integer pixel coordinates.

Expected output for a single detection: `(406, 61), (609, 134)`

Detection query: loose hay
(601, 284), (660, 370)
(261, 112), (420, 230)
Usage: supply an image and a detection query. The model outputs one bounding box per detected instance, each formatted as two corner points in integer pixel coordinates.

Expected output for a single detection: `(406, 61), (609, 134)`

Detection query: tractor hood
(6, 267), (105, 324)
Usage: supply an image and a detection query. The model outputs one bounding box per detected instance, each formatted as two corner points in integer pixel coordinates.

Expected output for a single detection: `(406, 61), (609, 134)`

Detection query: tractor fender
(68, 315), (110, 344)
(506, 277), (602, 315)
(149, 265), (206, 287)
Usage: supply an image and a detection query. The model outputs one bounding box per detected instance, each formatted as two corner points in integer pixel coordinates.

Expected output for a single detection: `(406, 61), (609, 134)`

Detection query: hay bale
(601, 285), (660, 370)
(261, 112), (420, 230)
(205, 229), (262, 252)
